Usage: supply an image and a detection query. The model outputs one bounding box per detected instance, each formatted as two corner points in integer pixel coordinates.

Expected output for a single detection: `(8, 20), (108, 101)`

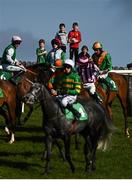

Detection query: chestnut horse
(96, 72), (129, 137)
(0, 64), (49, 143)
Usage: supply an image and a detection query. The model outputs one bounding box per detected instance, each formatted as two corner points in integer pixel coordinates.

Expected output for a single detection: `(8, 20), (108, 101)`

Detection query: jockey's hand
(15, 61), (21, 66)
(15, 61), (26, 71)
(99, 69), (109, 75)
(51, 89), (57, 96)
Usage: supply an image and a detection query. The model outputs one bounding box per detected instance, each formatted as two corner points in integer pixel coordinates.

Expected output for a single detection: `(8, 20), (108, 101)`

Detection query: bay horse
(23, 82), (116, 173)
(0, 64), (50, 143)
(95, 72), (129, 137)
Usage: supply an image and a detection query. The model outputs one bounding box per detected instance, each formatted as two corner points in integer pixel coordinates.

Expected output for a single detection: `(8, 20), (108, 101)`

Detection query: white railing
(1, 64), (132, 75)
(109, 70), (132, 75)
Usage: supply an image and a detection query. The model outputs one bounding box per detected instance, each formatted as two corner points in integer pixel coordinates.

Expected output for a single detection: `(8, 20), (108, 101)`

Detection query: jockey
(92, 41), (117, 90)
(47, 38), (66, 68)
(1, 35), (26, 84)
(48, 59), (81, 119)
(77, 45), (102, 103)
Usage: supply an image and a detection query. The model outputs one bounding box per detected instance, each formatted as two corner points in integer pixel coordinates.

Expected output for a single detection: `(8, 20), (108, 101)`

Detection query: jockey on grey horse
(1, 35), (26, 84)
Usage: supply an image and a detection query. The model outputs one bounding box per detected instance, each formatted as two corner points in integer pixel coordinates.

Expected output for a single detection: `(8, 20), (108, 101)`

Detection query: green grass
(0, 99), (132, 179)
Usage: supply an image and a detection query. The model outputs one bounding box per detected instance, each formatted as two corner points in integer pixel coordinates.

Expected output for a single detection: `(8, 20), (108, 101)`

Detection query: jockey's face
(13, 41), (21, 48)
(64, 65), (72, 74)
(94, 48), (101, 55)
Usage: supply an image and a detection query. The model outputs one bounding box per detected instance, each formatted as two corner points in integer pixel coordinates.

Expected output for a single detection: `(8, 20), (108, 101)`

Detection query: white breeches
(83, 83), (96, 95)
(2, 64), (25, 72)
(61, 95), (77, 107)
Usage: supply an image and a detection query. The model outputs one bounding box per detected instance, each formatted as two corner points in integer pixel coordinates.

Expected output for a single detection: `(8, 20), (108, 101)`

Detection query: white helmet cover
(12, 35), (22, 42)
(64, 59), (75, 68)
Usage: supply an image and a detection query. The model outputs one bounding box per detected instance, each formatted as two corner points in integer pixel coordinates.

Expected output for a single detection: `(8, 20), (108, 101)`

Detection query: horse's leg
(91, 138), (98, 171)
(0, 108), (10, 135)
(43, 134), (52, 174)
(75, 133), (80, 150)
(105, 92), (116, 120)
(84, 136), (91, 172)
(118, 95), (130, 137)
(63, 134), (75, 173)
(23, 105), (34, 124)
(16, 100), (22, 126)
(54, 138), (66, 161)
(106, 101), (113, 120)
(7, 102), (17, 144)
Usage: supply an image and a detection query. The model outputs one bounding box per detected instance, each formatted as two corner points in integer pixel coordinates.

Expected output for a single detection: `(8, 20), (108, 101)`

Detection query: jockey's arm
(99, 69), (109, 75)
(6, 48), (16, 65)
(6, 48), (22, 66)
(47, 74), (58, 96)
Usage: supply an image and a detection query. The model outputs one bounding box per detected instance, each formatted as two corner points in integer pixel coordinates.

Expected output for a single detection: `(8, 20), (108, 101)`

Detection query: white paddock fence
(109, 70), (132, 75)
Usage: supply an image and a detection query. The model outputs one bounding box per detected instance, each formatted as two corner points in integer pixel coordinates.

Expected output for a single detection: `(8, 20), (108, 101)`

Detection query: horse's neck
(41, 86), (63, 120)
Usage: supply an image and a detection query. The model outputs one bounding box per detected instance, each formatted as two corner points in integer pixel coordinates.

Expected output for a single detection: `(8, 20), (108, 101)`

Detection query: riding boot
(66, 104), (81, 119)
(10, 70), (24, 85)
(102, 76), (117, 90)
(91, 92), (102, 103)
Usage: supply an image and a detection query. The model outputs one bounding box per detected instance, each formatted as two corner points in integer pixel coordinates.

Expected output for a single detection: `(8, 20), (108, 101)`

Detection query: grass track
(0, 98), (132, 179)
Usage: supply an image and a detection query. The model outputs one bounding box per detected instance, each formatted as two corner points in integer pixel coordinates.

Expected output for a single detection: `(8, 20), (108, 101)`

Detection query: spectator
(55, 23), (68, 53)
(36, 39), (48, 65)
(47, 38), (65, 67)
(68, 22), (82, 65)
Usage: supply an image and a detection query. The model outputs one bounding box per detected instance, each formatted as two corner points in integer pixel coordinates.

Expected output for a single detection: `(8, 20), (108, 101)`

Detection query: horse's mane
(26, 63), (48, 70)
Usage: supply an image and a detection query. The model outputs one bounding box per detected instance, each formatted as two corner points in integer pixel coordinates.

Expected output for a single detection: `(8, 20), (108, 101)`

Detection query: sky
(0, 0), (132, 66)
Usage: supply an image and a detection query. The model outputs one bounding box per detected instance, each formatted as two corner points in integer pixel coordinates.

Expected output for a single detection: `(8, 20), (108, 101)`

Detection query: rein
(26, 69), (37, 76)
(24, 78), (34, 85)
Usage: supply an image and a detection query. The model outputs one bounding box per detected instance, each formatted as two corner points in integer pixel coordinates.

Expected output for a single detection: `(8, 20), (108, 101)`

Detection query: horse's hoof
(8, 140), (15, 144)
(127, 135), (130, 138)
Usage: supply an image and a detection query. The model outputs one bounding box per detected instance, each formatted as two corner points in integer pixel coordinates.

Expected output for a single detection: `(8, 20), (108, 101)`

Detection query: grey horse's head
(23, 83), (42, 105)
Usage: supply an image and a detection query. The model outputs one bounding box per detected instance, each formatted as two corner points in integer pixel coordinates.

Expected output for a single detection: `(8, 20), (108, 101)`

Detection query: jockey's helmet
(12, 35), (22, 44)
(64, 59), (75, 68)
(92, 42), (103, 50)
(51, 38), (61, 47)
(54, 59), (63, 68)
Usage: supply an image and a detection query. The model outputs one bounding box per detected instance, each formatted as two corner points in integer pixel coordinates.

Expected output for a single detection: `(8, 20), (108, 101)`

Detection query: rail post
(127, 63), (132, 116)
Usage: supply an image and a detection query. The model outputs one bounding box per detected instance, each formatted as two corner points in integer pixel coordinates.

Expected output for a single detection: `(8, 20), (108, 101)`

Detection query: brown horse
(0, 64), (48, 143)
(95, 72), (129, 137)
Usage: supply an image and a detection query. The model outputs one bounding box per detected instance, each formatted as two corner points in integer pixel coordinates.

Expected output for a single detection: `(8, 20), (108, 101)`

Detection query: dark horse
(95, 72), (129, 137)
(0, 64), (50, 143)
(24, 82), (116, 173)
